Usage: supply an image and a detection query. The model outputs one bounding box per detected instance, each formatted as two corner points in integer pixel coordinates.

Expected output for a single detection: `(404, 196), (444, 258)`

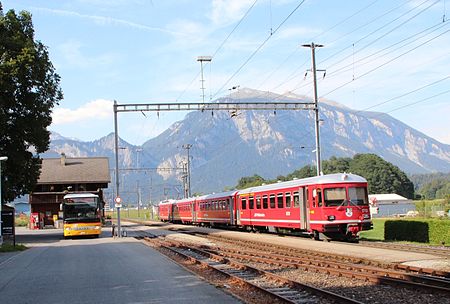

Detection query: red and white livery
(159, 173), (372, 241)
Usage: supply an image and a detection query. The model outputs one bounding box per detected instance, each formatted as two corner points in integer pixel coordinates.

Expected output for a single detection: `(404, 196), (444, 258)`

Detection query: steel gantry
(113, 99), (319, 237)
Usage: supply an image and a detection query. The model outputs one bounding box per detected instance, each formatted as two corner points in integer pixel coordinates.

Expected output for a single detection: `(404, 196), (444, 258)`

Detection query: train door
(192, 200), (196, 223)
(308, 185), (323, 229)
(228, 198), (234, 225)
(297, 187), (309, 230)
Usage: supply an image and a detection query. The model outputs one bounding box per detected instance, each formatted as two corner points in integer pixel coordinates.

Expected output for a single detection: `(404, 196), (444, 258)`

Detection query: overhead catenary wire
(321, 27), (450, 98)
(321, 0), (440, 72)
(212, 0), (307, 99)
(175, 0), (259, 102)
(325, 20), (449, 80)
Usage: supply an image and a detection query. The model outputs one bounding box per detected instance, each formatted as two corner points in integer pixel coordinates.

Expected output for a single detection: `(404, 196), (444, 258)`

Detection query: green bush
(428, 219), (450, 245)
(385, 219), (450, 245)
(385, 220), (429, 242)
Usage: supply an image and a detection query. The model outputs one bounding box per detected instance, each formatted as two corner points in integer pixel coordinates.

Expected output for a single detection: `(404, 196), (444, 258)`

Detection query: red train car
(236, 173), (372, 241)
(159, 173), (372, 241)
(194, 191), (237, 227)
(158, 199), (175, 222)
(175, 198), (195, 224)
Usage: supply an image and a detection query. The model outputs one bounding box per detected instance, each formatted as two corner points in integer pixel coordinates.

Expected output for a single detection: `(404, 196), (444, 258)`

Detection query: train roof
(195, 190), (238, 201)
(237, 173), (367, 195)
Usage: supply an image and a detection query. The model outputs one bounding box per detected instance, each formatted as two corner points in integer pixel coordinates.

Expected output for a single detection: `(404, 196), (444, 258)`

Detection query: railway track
(196, 232), (450, 278)
(358, 240), (450, 258)
(138, 233), (362, 303)
(128, 224), (450, 303)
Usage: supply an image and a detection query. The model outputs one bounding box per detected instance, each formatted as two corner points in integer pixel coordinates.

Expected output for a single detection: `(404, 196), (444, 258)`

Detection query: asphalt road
(0, 228), (240, 304)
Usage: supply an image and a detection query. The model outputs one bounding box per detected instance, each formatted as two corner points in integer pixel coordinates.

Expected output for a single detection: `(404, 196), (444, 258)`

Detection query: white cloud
(31, 7), (186, 36)
(209, 0), (256, 26)
(52, 99), (113, 125)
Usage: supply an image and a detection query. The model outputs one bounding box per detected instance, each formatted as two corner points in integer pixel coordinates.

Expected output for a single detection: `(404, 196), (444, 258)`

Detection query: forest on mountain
(409, 173), (450, 200)
(235, 153), (415, 199)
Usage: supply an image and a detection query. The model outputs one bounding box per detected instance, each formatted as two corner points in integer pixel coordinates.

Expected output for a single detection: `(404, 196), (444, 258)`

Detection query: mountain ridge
(46, 88), (450, 202)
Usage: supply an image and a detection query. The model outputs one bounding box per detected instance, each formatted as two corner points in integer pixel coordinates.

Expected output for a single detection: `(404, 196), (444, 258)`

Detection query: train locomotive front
(307, 173), (372, 241)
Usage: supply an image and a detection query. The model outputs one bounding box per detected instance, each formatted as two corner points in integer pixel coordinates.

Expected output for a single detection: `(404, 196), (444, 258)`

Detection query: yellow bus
(62, 193), (102, 238)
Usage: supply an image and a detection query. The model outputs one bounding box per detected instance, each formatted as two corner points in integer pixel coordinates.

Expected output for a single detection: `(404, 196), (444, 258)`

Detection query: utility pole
(302, 42), (324, 176)
(136, 148), (142, 217)
(197, 56), (212, 103)
(182, 144), (192, 197)
(113, 101), (122, 238)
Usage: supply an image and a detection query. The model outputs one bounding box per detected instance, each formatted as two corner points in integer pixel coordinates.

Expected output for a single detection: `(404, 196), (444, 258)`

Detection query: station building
(29, 154), (110, 228)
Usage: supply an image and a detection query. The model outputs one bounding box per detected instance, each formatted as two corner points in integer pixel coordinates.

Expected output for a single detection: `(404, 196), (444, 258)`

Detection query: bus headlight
(328, 215), (335, 221)
(95, 226), (101, 230)
(363, 214), (370, 219)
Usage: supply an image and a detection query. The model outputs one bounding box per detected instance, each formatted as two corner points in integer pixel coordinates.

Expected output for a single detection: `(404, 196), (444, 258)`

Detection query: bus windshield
(64, 197), (99, 223)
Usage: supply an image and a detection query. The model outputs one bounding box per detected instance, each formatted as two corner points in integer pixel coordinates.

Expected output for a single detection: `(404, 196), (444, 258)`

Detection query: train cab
(308, 173), (372, 241)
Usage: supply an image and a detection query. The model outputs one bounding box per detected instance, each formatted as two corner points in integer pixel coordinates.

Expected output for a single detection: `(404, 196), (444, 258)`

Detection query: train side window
(293, 191), (300, 207)
(317, 189), (323, 207)
(277, 193), (284, 208)
(285, 192), (292, 208)
(256, 196), (261, 209)
(270, 194), (276, 208)
(249, 196), (254, 209)
(262, 195), (268, 209)
(241, 198), (247, 210)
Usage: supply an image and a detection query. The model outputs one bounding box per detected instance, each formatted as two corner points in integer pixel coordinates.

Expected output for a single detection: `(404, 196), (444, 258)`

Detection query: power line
(321, 27), (450, 98)
(326, 20), (449, 80)
(175, 0), (259, 102)
(212, 0), (307, 99)
(356, 75), (450, 113)
(319, 0), (433, 67)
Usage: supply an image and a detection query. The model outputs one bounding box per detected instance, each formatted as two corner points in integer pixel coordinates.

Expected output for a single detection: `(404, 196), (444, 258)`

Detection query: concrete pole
(302, 42), (323, 176)
(113, 101), (121, 237)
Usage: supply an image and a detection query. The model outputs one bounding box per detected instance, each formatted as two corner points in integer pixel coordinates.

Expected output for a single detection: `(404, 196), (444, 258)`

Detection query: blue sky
(3, 0), (450, 145)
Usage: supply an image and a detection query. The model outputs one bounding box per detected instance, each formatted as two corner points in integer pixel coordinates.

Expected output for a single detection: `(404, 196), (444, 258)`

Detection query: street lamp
(0, 156), (8, 246)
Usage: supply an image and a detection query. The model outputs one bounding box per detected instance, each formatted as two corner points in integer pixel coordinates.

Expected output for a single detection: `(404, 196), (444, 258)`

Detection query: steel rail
(141, 236), (362, 304)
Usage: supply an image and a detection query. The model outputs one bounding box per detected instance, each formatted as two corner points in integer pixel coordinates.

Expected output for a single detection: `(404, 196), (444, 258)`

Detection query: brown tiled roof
(38, 157), (110, 184)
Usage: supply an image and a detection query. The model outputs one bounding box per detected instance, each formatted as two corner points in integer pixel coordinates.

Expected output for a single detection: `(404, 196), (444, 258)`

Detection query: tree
(0, 3), (63, 202)
(349, 154), (414, 198)
(236, 174), (265, 189)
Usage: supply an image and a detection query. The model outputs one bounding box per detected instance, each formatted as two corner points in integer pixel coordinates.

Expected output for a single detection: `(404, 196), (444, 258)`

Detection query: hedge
(385, 219), (450, 245)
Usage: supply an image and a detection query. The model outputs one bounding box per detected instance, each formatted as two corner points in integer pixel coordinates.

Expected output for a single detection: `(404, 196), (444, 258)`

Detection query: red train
(159, 173), (373, 241)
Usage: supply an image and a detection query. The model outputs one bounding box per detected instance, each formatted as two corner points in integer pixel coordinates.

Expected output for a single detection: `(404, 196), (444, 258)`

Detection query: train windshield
(323, 188), (346, 207)
(348, 187), (369, 206)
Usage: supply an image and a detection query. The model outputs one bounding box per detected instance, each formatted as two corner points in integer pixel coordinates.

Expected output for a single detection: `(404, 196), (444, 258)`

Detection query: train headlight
(363, 214), (370, 219)
(328, 215), (335, 221)
(95, 226), (101, 230)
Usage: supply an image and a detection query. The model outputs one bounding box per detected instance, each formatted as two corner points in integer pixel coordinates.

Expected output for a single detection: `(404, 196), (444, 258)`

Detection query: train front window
(323, 188), (346, 207)
(348, 187), (369, 206)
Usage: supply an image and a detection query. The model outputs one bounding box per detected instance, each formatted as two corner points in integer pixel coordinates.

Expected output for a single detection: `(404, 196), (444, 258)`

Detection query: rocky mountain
(46, 88), (450, 203)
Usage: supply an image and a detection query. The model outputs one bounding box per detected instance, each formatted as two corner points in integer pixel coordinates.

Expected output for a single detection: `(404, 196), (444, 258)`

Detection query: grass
(0, 243), (27, 252)
(106, 208), (159, 221)
(359, 218), (386, 241)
